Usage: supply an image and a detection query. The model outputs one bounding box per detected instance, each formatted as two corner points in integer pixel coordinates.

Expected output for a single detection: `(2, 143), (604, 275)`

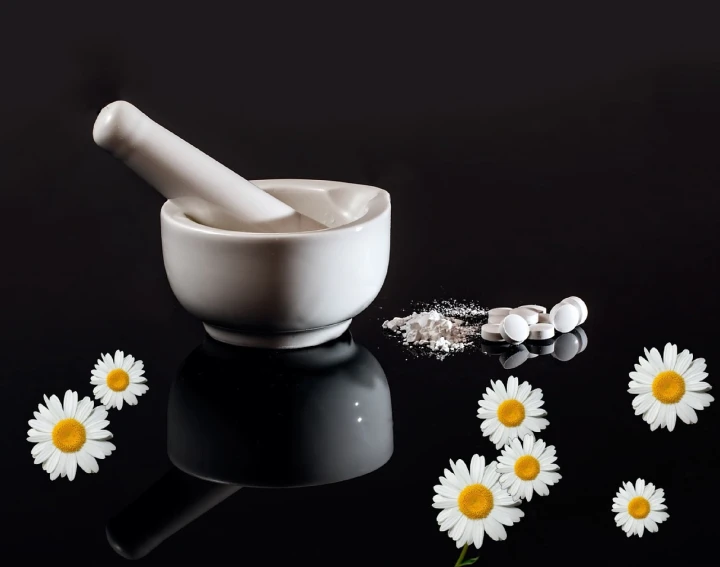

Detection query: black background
(3, 2), (720, 565)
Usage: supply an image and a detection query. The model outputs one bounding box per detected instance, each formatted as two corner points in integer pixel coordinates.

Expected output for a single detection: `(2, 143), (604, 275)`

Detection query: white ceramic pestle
(93, 101), (327, 233)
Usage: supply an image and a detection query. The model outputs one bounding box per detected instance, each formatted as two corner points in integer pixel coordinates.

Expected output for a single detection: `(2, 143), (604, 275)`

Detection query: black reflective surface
(4, 5), (720, 565)
(168, 333), (393, 487)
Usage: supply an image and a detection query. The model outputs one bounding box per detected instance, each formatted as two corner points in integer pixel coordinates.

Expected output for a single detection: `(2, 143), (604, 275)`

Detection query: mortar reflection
(106, 332), (393, 559)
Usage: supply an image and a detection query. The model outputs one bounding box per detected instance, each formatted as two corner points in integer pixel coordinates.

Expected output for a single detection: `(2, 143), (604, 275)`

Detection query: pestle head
(93, 100), (146, 157)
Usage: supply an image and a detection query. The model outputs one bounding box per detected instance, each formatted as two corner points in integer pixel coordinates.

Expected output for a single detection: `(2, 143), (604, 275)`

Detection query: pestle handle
(106, 467), (241, 559)
(93, 101), (326, 233)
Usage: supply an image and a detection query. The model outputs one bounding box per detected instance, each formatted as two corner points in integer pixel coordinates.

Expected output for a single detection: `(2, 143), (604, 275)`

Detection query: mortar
(161, 178), (391, 349)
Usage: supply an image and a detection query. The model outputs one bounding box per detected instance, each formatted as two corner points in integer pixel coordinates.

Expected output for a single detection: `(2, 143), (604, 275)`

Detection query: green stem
(454, 544), (469, 567)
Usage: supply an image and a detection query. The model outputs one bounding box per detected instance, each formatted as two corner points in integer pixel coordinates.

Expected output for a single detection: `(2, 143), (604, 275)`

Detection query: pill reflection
(482, 327), (588, 368)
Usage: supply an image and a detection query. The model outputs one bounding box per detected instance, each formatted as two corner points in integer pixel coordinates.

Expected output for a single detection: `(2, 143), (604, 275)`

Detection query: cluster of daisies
(433, 376), (560, 551)
(26, 351), (148, 481)
(434, 343), (713, 553)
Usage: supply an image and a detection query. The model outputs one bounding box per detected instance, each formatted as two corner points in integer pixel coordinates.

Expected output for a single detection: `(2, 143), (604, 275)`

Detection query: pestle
(93, 101), (327, 233)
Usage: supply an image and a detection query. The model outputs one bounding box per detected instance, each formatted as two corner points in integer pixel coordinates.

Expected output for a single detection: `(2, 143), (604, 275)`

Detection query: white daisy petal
(674, 350), (692, 375)
(648, 348), (664, 373)
(47, 395), (64, 421)
(663, 343), (676, 370)
(666, 406), (677, 432)
(470, 454), (482, 483)
(76, 451), (99, 474)
(57, 453), (68, 478)
(101, 389), (114, 407)
(123, 391), (138, 406)
(63, 390), (78, 418)
(684, 391), (714, 410)
(66, 454), (78, 481)
(33, 442), (55, 464)
(75, 397), (94, 423)
(675, 402), (697, 424)
(483, 516), (507, 541)
(495, 380), (508, 400)
(28, 419), (53, 433)
(507, 376), (518, 398)
(472, 522), (484, 549)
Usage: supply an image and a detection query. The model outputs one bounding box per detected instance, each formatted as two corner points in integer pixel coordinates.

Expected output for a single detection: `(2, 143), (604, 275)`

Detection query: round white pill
(488, 307), (512, 324)
(500, 345), (530, 369)
(538, 312), (552, 324)
(549, 302), (580, 333)
(519, 304), (547, 314)
(500, 314), (530, 344)
(552, 333), (580, 361)
(572, 327), (588, 353)
(481, 323), (505, 342)
(562, 296), (588, 325)
(510, 307), (539, 325)
(529, 323), (555, 341)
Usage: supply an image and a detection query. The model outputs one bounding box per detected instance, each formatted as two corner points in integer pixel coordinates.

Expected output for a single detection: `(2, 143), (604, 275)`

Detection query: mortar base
(203, 320), (352, 349)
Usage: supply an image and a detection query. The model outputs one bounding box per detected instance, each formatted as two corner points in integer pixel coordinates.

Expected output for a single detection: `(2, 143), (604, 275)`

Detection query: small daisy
(629, 343), (713, 431)
(432, 455), (524, 549)
(497, 434), (561, 501)
(477, 376), (549, 449)
(91, 350), (148, 410)
(27, 390), (115, 481)
(612, 479), (668, 537)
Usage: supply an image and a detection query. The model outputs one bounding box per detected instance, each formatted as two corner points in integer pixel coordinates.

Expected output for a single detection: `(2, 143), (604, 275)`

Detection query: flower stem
(454, 544), (469, 567)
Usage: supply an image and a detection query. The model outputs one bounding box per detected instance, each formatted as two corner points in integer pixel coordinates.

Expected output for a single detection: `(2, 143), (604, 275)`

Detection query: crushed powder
(382, 300), (487, 359)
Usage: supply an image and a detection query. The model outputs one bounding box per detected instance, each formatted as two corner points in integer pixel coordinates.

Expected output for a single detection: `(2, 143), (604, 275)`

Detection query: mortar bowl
(160, 179), (391, 349)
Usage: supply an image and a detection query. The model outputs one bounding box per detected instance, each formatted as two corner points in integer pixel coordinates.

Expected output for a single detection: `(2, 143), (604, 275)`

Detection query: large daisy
(629, 343), (713, 431)
(477, 376), (549, 449)
(612, 479), (668, 537)
(91, 350), (149, 410)
(27, 390), (115, 481)
(433, 455), (524, 549)
(497, 434), (561, 501)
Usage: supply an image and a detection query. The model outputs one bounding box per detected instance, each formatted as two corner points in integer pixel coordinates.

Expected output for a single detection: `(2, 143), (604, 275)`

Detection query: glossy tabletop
(3, 6), (720, 562)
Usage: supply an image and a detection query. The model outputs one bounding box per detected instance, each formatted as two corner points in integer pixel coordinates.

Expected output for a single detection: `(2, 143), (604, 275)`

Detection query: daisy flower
(629, 343), (713, 431)
(91, 350), (149, 410)
(432, 455), (524, 549)
(477, 376), (549, 449)
(612, 479), (668, 537)
(497, 434), (561, 501)
(27, 390), (115, 481)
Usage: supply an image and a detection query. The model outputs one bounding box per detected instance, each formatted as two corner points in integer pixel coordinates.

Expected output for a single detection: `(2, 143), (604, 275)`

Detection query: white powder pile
(382, 300), (487, 359)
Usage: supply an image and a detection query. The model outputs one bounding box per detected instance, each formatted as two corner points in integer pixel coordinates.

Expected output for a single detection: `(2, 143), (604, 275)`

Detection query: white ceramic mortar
(160, 179), (391, 348)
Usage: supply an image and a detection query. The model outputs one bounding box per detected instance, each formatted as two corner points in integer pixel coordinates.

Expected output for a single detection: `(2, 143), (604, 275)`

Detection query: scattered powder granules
(382, 299), (487, 359)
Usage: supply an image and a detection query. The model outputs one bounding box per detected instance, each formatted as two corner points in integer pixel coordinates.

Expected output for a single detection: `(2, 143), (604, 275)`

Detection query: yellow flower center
(652, 370), (685, 404)
(51, 418), (86, 453)
(627, 496), (650, 519)
(514, 455), (540, 480)
(497, 399), (525, 427)
(457, 484), (494, 519)
(106, 368), (130, 392)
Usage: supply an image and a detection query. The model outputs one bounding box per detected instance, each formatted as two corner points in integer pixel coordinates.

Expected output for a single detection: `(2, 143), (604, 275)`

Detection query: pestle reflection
(106, 332), (393, 559)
